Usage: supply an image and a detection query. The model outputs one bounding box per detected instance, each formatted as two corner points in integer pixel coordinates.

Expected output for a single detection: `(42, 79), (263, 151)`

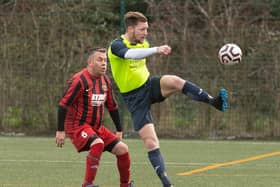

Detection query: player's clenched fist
(157, 45), (171, 55)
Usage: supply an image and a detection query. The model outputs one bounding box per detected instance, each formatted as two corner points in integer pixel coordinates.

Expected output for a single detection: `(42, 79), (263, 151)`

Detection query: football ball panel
(218, 43), (242, 65)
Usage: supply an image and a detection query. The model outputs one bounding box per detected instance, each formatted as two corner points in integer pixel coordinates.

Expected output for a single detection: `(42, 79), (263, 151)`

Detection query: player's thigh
(138, 123), (159, 150)
(97, 126), (120, 152)
(160, 75), (185, 97)
(68, 125), (99, 152)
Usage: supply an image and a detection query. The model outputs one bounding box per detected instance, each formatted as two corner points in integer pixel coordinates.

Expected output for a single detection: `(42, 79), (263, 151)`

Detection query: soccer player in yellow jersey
(108, 11), (227, 187)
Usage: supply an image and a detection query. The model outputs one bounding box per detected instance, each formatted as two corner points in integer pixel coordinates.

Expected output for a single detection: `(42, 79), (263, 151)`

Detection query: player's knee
(121, 142), (129, 152)
(162, 75), (184, 90)
(144, 137), (159, 150)
(87, 138), (104, 158)
(171, 75), (185, 88)
(119, 142), (129, 154)
(112, 142), (129, 155)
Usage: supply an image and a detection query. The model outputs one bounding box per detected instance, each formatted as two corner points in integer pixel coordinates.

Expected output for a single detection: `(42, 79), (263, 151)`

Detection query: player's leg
(70, 126), (104, 187)
(99, 126), (133, 187)
(82, 137), (104, 187)
(159, 75), (227, 111)
(121, 78), (172, 186)
(111, 142), (133, 187)
(138, 123), (173, 187)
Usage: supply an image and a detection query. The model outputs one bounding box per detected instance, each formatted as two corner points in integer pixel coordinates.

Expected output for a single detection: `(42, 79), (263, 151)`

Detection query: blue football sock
(182, 80), (212, 103)
(148, 149), (171, 186)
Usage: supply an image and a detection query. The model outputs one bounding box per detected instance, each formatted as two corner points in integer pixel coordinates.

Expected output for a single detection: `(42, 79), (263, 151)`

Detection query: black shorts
(121, 76), (166, 131)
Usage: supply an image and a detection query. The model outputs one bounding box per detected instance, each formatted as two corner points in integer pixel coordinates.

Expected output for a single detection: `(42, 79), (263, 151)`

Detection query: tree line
(0, 0), (279, 139)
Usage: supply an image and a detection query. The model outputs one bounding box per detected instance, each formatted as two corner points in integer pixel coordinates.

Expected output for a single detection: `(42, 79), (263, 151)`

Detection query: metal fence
(0, 1), (279, 139)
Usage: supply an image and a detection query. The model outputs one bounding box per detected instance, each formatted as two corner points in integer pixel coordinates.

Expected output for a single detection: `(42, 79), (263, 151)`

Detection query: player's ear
(87, 55), (94, 65)
(127, 25), (134, 32)
(87, 58), (92, 66)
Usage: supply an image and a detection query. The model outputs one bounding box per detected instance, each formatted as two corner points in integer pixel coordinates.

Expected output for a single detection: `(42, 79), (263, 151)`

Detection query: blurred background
(0, 0), (279, 139)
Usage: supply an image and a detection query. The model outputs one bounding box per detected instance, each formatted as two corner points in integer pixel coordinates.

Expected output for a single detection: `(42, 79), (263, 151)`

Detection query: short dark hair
(124, 11), (147, 28)
(87, 47), (106, 56)
(87, 47), (106, 61)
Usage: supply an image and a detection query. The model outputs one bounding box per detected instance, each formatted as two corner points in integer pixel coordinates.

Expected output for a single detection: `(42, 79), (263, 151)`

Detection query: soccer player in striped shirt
(55, 48), (134, 187)
(108, 11), (227, 187)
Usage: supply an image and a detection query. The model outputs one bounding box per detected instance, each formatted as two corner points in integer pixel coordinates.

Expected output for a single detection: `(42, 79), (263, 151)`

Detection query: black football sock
(182, 80), (212, 103)
(148, 149), (172, 186)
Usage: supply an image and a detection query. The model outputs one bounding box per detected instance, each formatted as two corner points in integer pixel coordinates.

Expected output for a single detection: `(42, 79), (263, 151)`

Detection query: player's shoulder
(70, 69), (87, 84)
(72, 69), (83, 78)
(110, 37), (125, 48)
(109, 37), (128, 57)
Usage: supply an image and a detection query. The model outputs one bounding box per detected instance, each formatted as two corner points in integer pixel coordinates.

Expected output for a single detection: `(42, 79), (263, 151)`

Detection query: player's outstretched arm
(124, 45), (171, 59)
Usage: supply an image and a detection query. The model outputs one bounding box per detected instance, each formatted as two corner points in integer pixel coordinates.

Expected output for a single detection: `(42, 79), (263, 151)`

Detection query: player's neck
(124, 33), (137, 45)
(86, 67), (101, 78)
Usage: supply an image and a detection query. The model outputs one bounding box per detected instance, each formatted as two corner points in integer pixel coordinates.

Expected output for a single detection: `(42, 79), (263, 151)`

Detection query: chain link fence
(0, 1), (279, 139)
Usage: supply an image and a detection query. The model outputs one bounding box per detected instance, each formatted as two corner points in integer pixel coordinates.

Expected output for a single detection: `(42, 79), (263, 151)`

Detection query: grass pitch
(0, 136), (280, 187)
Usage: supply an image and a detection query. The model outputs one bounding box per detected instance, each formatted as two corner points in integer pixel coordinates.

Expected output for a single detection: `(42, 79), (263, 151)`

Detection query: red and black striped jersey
(59, 68), (118, 131)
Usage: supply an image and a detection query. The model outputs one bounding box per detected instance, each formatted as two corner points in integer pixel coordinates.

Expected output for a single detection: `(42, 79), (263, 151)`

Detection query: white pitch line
(0, 159), (278, 168)
(0, 159), (211, 166)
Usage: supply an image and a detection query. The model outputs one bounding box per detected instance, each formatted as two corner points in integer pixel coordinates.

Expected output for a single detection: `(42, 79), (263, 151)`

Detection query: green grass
(0, 137), (280, 187)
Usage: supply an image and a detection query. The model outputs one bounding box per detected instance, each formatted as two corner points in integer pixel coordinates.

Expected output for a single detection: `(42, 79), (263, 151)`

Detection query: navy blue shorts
(121, 76), (166, 131)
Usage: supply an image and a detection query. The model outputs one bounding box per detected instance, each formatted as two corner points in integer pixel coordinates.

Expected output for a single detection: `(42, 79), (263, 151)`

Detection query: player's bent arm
(124, 47), (158, 59)
(124, 45), (171, 59)
(109, 109), (122, 132)
(111, 40), (169, 59)
(109, 109), (123, 140)
(56, 105), (67, 147)
(57, 105), (67, 131)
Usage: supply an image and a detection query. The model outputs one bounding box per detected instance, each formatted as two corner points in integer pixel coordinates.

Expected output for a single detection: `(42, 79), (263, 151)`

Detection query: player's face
(132, 21), (148, 44)
(89, 51), (107, 76)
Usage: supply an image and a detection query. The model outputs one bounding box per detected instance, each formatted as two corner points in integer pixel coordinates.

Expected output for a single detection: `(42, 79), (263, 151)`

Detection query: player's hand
(157, 45), (171, 55)
(56, 131), (65, 148)
(116, 131), (123, 140)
